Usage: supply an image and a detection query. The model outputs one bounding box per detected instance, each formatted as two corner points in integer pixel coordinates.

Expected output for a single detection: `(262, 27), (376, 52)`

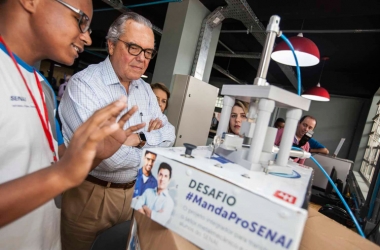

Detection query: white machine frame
(213, 15), (311, 175)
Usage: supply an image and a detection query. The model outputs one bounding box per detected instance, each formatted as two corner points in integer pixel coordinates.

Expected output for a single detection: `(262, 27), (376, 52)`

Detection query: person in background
(58, 74), (71, 99)
(151, 82), (170, 113)
(0, 0), (144, 249)
(275, 115), (317, 165)
(274, 117), (285, 129)
(309, 137), (329, 154)
(228, 100), (248, 135)
(210, 113), (219, 130)
(59, 12), (175, 250)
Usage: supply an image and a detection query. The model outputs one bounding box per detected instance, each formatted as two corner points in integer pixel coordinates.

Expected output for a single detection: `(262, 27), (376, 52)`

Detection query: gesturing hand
(95, 105), (145, 160)
(56, 96), (144, 187)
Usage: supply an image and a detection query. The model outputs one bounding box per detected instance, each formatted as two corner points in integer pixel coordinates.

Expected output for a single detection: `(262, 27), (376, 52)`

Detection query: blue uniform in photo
(133, 168), (158, 198)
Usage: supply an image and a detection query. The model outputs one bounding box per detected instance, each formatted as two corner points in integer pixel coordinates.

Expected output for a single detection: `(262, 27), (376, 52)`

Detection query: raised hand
(56, 96), (144, 187)
(0, 96), (141, 227)
(95, 105), (145, 160)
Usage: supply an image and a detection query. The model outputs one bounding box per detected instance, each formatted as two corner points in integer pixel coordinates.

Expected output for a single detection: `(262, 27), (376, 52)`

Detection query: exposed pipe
(212, 63), (247, 85)
(95, 0), (182, 12)
(221, 29), (380, 34)
(215, 52), (261, 59)
(124, 0), (182, 8)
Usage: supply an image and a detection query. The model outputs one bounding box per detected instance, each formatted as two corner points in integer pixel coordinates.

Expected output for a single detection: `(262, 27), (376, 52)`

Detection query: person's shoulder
(71, 61), (105, 83)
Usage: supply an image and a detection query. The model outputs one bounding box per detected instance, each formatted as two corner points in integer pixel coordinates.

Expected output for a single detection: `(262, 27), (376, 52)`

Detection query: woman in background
(151, 82), (170, 113)
(228, 100), (248, 135)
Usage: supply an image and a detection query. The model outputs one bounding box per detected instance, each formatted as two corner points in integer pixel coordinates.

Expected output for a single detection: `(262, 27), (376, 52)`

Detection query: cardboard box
(132, 207), (379, 250)
(130, 147), (314, 250)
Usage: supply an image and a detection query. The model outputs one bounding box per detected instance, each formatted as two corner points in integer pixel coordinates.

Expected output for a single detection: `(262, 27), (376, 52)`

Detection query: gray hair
(106, 12), (153, 45)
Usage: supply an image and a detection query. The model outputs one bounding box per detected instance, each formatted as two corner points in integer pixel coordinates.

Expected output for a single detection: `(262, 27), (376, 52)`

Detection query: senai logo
(10, 96), (27, 102)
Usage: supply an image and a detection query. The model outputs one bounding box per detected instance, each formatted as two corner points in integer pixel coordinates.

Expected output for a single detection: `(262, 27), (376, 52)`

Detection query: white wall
(277, 96), (366, 160)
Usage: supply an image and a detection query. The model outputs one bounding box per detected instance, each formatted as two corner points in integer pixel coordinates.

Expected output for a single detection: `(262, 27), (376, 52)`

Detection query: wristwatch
(137, 132), (146, 149)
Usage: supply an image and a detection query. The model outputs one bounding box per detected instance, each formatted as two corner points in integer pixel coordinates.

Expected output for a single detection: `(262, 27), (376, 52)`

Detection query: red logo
(274, 191), (297, 204)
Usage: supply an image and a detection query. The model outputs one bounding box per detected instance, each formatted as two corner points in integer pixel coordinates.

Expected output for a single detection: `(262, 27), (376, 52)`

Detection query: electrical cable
(291, 147), (366, 238)
(279, 34), (302, 96)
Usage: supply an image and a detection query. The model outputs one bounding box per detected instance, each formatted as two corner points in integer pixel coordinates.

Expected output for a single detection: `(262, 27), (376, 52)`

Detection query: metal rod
(221, 29), (380, 34)
(218, 41), (235, 54)
(212, 64), (246, 85)
(254, 31), (277, 84)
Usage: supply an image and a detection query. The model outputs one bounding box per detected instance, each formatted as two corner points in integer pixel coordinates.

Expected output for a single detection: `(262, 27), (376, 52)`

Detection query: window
(360, 101), (380, 183)
(215, 96), (223, 108)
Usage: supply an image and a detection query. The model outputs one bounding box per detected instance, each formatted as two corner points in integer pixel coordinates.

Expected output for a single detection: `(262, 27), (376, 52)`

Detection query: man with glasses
(0, 0), (144, 249)
(59, 12), (175, 250)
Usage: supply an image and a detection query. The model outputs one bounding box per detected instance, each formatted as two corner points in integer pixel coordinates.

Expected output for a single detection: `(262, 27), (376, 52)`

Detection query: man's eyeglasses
(118, 39), (157, 60)
(55, 0), (92, 34)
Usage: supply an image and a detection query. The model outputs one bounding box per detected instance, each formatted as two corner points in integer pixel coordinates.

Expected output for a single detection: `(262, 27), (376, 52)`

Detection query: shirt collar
(155, 188), (169, 197)
(101, 56), (142, 88)
(139, 168), (154, 177)
(101, 56), (121, 86)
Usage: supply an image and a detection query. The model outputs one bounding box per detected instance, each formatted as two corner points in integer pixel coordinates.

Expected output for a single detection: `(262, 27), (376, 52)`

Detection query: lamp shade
(271, 34), (320, 67)
(301, 83), (330, 101)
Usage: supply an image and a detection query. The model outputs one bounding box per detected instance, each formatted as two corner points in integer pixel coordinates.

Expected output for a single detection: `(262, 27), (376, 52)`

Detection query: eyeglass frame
(55, 0), (92, 34)
(117, 39), (157, 60)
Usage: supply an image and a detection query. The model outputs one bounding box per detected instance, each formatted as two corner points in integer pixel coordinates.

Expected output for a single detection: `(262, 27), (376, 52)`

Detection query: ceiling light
(301, 83), (330, 101)
(271, 33), (320, 67)
(302, 57), (330, 101)
(141, 74), (148, 78)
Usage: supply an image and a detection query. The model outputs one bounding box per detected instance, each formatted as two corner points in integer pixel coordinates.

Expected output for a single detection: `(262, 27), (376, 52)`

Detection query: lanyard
(0, 36), (57, 162)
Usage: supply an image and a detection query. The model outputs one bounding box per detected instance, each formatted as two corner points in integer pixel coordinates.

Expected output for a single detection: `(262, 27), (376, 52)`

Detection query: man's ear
(19, 0), (39, 14)
(107, 40), (115, 56)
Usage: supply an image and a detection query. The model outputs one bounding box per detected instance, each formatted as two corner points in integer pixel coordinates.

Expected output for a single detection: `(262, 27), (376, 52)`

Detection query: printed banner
(131, 150), (306, 250)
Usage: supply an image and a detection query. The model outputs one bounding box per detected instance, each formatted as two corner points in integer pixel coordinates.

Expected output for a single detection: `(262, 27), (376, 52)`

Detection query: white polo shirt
(0, 44), (60, 249)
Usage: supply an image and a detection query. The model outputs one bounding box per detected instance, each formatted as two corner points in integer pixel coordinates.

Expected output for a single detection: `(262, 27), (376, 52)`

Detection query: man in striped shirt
(59, 12), (175, 250)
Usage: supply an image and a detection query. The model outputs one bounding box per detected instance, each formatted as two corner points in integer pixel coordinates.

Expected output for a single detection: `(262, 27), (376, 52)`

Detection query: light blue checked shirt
(134, 188), (174, 225)
(59, 57), (175, 183)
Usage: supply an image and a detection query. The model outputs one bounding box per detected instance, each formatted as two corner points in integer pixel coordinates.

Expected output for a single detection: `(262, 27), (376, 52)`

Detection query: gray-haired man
(59, 12), (175, 250)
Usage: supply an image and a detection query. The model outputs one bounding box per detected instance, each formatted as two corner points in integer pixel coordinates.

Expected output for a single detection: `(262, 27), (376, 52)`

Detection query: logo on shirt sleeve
(10, 96), (26, 102)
